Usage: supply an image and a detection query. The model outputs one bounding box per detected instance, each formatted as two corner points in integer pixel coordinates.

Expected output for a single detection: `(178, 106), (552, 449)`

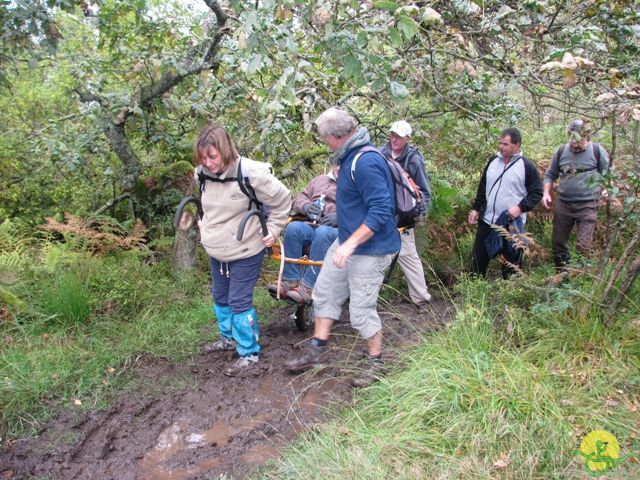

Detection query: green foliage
(454, 231), (475, 267)
(0, 222), (46, 323)
(0, 287), (24, 310)
(428, 175), (467, 225)
(1, 4), (639, 472)
(373, 1), (398, 13)
(86, 253), (180, 319)
(0, 59), (105, 220)
(42, 244), (68, 274)
(2, 0), (638, 226)
(0, 1), (81, 84)
(0, 218), (41, 251)
(149, 161), (194, 185)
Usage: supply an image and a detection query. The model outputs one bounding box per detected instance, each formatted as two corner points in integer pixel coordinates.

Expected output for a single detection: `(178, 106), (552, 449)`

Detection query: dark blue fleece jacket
(337, 145), (401, 255)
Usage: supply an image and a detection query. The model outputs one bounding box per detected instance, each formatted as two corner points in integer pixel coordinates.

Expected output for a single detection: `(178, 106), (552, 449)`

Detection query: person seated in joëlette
(268, 165), (339, 305)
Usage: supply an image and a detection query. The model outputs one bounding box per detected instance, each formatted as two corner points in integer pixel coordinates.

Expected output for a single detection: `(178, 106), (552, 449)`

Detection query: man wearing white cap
(380, 120), (433, 309)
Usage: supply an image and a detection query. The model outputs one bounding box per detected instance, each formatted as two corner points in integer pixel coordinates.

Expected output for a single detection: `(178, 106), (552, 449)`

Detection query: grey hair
(314, 107), (356, 139)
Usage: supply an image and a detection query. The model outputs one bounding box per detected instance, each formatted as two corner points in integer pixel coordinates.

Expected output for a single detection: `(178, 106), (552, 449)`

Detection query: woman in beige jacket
(194, 125), (291, 377)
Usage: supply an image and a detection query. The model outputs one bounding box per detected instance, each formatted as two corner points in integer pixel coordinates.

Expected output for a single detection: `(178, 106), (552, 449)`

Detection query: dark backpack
(553, 143), (604, 173)
(350, 146), (422, 228)
(196, 157), (264, 212)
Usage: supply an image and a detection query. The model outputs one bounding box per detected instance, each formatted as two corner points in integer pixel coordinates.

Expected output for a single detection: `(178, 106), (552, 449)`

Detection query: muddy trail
(1, 297), (453, 480)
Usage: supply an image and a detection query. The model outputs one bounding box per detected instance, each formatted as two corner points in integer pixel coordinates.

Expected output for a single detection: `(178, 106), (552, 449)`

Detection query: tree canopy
(1, 0), (638, 222)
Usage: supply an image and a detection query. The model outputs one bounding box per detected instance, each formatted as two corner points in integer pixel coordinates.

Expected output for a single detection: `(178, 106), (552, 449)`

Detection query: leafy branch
(72, 0), (232, 216)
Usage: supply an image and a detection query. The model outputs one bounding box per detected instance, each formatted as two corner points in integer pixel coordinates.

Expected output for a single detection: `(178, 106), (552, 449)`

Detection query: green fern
(0, 249), (27, 270)
(0, 286), (24, 308)
(41, 244), (69, 274)
(0, 220), (19, 252)
(0, 219), (37, 252)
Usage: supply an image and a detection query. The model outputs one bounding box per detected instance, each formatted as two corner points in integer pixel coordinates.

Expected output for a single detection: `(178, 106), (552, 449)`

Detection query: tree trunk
(173, 211), (199, 271)
(103, 119), (142, 194)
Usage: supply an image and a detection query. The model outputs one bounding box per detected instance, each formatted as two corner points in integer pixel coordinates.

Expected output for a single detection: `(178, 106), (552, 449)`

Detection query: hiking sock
(370, 354), (383, 363)
(311, 337), (328, 347)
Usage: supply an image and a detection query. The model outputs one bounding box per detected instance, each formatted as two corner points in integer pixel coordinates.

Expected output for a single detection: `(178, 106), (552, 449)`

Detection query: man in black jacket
(468, 128), (543, 278)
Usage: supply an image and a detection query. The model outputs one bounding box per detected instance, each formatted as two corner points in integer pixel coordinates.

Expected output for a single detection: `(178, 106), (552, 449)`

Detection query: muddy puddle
(138, 414), (276, 480)
(0, 298), (451, 479)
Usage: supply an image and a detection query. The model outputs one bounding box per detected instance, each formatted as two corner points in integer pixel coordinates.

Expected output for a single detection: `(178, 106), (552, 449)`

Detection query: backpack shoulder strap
(591, 142), (603, 172)
(236, 157), (263, 211)
(486, 155), (522, 199)
(402, 147), (418, 173)
(554, 145), (566, 164)
(197, 159), (262, 211)
(196, 166), (239, 193)
(350, 146), (379, 180)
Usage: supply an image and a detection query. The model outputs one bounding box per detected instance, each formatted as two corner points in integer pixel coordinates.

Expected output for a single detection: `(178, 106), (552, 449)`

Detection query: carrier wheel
(294, 303), (314, 332)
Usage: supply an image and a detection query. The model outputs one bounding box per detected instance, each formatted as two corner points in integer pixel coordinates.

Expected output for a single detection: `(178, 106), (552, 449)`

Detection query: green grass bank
(263, 277), (640, 479)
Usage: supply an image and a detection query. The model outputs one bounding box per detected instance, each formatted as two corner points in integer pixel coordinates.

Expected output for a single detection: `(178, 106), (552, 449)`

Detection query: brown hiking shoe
(203, 336), (236, 353)
(350, 357), (386, 388)
(223, 354), (259, 377)
(414, 300), (431, 313)
(286, 284), (313, 305)
(267, 280), (298, 299)
(284, 344), (328, 373)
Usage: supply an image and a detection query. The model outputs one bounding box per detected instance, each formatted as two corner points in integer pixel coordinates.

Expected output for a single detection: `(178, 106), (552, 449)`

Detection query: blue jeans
(282, 222), (338, 287)
(210, 250), (265, 313)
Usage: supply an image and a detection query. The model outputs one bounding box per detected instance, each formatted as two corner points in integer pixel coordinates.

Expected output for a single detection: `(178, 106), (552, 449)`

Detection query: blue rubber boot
(214, 304), (233, 338)
(231, 308), (261, 357)
(203, 304), (236, 353)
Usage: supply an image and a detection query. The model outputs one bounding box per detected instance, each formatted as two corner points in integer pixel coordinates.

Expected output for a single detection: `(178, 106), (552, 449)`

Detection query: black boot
(554, 254), (570, 273)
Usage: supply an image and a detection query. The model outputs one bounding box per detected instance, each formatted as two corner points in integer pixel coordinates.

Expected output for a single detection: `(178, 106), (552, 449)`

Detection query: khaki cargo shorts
(312, 239), (396, 339)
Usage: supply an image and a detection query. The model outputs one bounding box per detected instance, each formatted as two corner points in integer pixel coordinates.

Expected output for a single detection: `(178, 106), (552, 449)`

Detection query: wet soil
(0, 297), (452, 480)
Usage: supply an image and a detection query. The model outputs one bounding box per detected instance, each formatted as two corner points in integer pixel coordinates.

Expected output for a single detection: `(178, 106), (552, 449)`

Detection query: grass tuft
(39, 268), (92, 326)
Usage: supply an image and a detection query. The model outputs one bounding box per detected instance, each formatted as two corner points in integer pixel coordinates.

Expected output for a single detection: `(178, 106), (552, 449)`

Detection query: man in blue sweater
(285, 107), (400, 388)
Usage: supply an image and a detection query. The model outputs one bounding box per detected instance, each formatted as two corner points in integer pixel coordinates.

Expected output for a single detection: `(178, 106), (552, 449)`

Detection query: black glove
(319, 212), (337, 227)
(302, 202), (322, 218)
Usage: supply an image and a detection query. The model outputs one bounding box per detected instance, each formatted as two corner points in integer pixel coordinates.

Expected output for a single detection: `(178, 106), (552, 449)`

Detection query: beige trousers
(398, 229), (431, 303)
